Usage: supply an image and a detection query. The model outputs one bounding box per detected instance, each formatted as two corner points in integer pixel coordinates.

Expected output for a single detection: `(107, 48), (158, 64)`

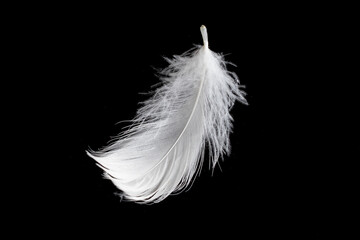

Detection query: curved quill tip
(200, 25), (208, 48)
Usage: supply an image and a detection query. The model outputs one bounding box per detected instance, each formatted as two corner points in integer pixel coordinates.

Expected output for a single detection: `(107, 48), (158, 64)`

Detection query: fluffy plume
(87, 25), (247, 203)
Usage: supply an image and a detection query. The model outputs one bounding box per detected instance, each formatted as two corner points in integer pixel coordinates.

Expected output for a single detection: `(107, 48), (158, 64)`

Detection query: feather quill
(87, 25), (247, 203)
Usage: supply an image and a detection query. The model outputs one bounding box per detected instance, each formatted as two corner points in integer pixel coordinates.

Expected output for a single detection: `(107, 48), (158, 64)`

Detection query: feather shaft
(146, 66), (207, 176)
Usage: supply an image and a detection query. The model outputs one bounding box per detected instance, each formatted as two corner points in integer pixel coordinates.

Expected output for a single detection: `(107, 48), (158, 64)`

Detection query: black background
(10, 2), (343, 238)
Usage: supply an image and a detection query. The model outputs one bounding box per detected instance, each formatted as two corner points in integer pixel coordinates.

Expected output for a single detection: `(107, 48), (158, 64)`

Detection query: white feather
(87, 25), (247, 203)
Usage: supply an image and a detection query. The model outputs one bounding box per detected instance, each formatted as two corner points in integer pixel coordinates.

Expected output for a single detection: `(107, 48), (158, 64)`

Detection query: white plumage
(87, 25), (247, 203)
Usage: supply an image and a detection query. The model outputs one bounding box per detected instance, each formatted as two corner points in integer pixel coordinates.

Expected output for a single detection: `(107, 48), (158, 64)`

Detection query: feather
(87, 25), (247, 203)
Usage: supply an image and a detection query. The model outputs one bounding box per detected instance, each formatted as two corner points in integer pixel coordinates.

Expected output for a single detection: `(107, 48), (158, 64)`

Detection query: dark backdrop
(17, 2), (337, 238)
